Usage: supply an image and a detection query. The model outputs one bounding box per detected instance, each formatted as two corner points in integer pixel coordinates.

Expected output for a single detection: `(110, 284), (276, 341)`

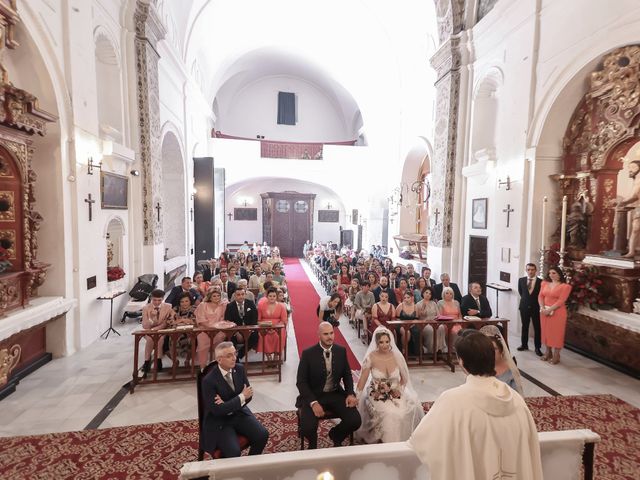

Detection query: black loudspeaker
(194, 157), (215, 262)
(352, 209), (358, 225)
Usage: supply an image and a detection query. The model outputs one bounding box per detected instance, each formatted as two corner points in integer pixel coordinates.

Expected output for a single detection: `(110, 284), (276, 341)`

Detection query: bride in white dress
(355, 326), (424, 443)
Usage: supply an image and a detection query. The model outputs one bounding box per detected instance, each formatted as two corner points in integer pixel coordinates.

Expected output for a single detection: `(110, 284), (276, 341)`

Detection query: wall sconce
(410, 178), (431, 204)
(87, 157), (102, 175)
(237, 196), (253, 207)
(497, 175), (511, 190)
(191, 187), (197, 200)
(326, 202), (332, 210)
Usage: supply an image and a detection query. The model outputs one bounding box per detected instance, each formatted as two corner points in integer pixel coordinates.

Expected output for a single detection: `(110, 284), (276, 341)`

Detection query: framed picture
(318, 210), (339, 223)
(234, 208), (257, 221)
(501, 247), (511, 263)
(472, 198), (487, 229)
(101, 172), (128, 209)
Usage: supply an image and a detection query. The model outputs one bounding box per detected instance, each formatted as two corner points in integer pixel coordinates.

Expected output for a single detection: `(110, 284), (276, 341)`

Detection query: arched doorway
(160, 130), (187, 260)
(398, 138), (431, 235)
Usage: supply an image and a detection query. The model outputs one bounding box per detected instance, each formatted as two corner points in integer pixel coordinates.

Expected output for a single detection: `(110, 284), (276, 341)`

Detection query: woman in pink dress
(437, 286), (463, 344)
(257, 287), (288, 360)
(538, 266), (572, 364)
(194, 288), (229, 367)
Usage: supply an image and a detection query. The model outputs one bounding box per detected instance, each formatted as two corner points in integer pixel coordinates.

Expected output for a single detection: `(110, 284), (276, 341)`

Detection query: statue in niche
(566, 200), (591, 249)
(616, 160), (640, 257)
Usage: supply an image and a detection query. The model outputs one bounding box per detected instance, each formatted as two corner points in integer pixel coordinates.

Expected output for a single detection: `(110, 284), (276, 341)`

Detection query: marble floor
(1, 261), (638, 438)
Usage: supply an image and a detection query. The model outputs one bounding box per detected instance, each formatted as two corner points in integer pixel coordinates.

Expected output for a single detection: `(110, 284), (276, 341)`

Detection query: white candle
(559, 195), (568, 253)
(541, 196), (547, 249)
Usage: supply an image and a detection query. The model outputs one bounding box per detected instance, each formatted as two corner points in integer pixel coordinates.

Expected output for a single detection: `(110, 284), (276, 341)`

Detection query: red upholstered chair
(197, 362), (250, 461)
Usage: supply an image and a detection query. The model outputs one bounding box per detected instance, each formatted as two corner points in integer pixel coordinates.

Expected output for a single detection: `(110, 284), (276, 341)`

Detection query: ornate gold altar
(557, 45), (640, 376)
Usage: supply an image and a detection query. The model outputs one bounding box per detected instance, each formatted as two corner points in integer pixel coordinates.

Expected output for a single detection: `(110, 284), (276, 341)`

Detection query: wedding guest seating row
(130, 324), (284, 393)
(180, 429), (600, 480)
(387, 318), (510, 372)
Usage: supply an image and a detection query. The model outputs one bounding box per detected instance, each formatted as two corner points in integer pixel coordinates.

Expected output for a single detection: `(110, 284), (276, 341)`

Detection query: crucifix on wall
(84, 193), (96, 221)
(155, 202), (161, 222)
(433, 207), (440, 226)
(503, 204), (514, 228)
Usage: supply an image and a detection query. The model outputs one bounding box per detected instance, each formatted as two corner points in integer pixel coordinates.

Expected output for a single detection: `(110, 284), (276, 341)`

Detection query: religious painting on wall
(101, 172), (128, 209)
(234, 208), (257, 221)
(318, 210), (339, 223)
(472, 198), (488, 229)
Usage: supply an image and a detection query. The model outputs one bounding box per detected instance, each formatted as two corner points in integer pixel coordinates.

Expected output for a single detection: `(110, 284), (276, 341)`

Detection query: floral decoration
(369, 379), (401, 402)
(107, 266), (126, 282)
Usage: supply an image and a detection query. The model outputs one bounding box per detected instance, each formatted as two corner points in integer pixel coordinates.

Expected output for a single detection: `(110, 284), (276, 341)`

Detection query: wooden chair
(296, 407), (354, 450)
(197, 362), (250, 460)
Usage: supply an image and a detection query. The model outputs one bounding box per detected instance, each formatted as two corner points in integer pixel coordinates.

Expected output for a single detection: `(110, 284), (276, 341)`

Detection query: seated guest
(367, 272), (379, 291)
(238, 240), (251, 254)
(225, 288), (258, 356)
(421, 267), (437, 288)
(392, 265), (404, 287)
(219, 270), (237, 298)
(141, 289), (174, 375)
(317, 292), (343, 327)
(276, 288), (291, 317)
(370, 290), (395, 336)
(433, 273), (463, 302)
(248, 265), (263, 291)
(231, 279), (255, 303)
(409, 333), (542, 479)
(201, 342), (269, 457)
(296, 322), (361, 449)
(461, 282), (493, 318)
(209, 278), (229, 301)
(272, 264), (286, 287)
(416, 287), (446, 354)
(165, 276), (202, 308)
(438, 286), (463, 336)
(193, 272), (210, 298)
(257, 287), (288, 361)
(353, 264), (368, 285)
(170, 293), (196, 367)
(336, 264), (351, 289)
(395, 290), (420, 355)
(354, 281), (375, 340)
(373, 275), (398, 306)
(405, 263), (420, 281)
(345, 278), (359, 324)
(480, 325), (524, 396)
(195, 287), (229, 367)
(227, 266), (241, 284)
(394, 278), (409, 307)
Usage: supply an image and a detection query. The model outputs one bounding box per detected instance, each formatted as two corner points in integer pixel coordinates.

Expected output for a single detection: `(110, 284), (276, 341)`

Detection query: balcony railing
(213, 131), (356, 160)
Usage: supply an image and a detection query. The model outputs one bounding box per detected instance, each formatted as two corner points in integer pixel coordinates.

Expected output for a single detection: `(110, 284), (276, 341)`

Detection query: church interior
(0, 0), (639, 478)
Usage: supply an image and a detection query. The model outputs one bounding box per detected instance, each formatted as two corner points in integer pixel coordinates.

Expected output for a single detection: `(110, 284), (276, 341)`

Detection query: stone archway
(160, 130), (187, 260)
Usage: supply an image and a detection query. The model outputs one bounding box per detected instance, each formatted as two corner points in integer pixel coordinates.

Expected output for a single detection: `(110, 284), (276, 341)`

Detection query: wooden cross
(227, 212), (233, 221)
(84, 193), (96, 221)
(503, 204), (514, 228)
(155, 202), (161, 222)
(433, 207), (441, 226)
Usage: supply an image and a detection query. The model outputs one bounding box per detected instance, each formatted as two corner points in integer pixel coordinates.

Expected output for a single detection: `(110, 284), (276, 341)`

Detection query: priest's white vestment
(408, 375), (543, 480)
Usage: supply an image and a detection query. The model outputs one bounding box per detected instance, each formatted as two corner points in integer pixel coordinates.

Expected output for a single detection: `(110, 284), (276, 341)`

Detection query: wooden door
(468, 236), (488, 289)
(267, 192), (314, 257)
(341, 229), (353, 248)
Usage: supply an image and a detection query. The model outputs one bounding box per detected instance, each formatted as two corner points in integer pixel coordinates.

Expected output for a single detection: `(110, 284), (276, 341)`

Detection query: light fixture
(130, 169), (140, 176)
(87, 157), (102, 175)
(410, 178), (431, 204)
(497, 175), (511, 190)
(326, 202), (332, 210)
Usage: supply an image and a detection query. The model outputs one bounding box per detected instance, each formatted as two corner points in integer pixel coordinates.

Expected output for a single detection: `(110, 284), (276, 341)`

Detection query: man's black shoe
(156, 359), (163, 371)
(237, 345), (246, 359)
(516, 345), (528, 351)
(535, 348), (543, 357)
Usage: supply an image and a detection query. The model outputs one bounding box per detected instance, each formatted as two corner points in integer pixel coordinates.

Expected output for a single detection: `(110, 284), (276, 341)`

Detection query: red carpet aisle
(284, 258), (360, 370)
(0, 395), (637, 480)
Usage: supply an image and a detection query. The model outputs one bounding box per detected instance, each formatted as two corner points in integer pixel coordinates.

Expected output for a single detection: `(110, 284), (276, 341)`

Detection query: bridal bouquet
(369, 379), (401, 402)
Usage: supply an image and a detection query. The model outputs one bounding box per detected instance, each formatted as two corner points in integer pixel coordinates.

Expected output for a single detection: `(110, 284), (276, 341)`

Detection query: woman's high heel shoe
(540, 349), (552, 361)
(549, 351), (560, 364)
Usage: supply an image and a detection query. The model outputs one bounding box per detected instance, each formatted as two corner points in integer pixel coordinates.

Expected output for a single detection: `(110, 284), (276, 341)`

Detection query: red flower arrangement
(107, 266), (126, 282)
(563, 264), (610, 312)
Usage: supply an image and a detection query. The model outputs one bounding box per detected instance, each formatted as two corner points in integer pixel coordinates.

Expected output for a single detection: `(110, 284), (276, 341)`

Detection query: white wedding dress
(356, 327), (424, 444)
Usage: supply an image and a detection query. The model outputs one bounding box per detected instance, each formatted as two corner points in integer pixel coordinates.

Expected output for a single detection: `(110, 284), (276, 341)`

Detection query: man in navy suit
(517, 263), (543, 356)
(296, 322), (361, 449)
(201, 342), (269, 457)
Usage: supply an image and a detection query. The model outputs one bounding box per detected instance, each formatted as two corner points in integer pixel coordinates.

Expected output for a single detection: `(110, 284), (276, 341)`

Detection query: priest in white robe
(408, 331), (543, 480)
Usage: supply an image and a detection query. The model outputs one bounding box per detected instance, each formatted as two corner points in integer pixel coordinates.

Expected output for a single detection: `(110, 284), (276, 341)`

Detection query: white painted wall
(217, 76), (353, 142)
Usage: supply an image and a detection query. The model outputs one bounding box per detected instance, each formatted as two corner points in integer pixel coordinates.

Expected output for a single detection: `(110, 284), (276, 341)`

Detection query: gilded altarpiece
(559, 45), (640, 376)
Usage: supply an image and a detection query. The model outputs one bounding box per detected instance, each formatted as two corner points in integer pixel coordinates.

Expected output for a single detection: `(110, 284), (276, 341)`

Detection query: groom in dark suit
(296, 322), (361, 449)
(517, 263), (543, 356)
(201, 342), (269, 457)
